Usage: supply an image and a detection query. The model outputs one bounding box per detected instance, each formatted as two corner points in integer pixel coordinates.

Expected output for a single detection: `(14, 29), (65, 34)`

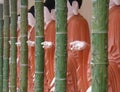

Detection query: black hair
(68, 0), (82, 9)
(28, 6), (35, 17)
(44, 0), (55, 12)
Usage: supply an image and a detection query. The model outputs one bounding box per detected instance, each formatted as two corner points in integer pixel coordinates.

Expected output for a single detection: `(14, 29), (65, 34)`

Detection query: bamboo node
(9, 85), (15, 88)
(11, 37), (17, 38)
(9, 62), (16, 64)
(36, 36), (44, 38)
(35, 0), (44, 3)
(20, 5), (27, 9)
(35, 71), (44, 74)
(3, 58), (9, 61)
(56, 32), (67, 35)
(20, 64), (28, 66)
(4, 37), (9, 39)
(56, 78), (66, 81)
(20, 19), (27, 22)
(3, 15), (9, 18)
(11, 11), (17, 14)
(20, 35), (27, 38)
(91, 31), (107, 34)
(90, 62), (108, 65)
(3, 79), (8, 82)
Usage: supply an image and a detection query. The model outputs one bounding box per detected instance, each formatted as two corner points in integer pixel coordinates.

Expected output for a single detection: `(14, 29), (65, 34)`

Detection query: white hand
(27, 40), (35, 46)
(86, 86), (91, 92)
(41, 41), (53, 48)
(70, 41), (87, 51)
(33, 74), (35, 82)
(15, 41), (21, 46)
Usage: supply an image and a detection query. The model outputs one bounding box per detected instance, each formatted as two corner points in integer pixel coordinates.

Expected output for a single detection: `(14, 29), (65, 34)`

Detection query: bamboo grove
(0, 0), (110, 92)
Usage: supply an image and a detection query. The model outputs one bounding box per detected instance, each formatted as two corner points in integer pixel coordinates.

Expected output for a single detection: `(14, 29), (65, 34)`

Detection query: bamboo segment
(55, 0), (67, 92)
(91, 0), (109, 92)
(0, 3), (3, 92)
(9, 0), (17, 92)
(20, 0), (28, 92)
(3, 0), (10, 92)
(34, 0), (44, 92)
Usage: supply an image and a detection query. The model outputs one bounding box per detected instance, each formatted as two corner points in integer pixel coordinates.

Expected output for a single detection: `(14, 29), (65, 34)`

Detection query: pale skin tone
(27, 13), (35, 46)
(16, 12), (35, 47)
(67, 0), (87, 51)
(41, 6), (55, 48)
(109, 0), (120, 9)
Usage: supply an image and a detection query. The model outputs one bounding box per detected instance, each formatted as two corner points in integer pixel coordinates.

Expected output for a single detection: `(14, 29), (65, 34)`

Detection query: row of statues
(16, 0), (120, 92)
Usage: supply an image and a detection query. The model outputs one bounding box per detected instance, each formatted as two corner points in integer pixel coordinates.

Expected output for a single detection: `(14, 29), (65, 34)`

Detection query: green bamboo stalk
(34, 0), (44, 92)
(3, 0), (10, 91)
(55, 0), (67, 92)
(20, 0), (28, 92)
(9, 0), (17, 91)
(0, 3), (3, 92)
(91, 0), (109, 92)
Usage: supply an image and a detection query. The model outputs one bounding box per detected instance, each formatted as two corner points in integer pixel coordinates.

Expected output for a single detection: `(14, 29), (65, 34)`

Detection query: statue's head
(68, 0), (82, 9)
(67, 0), (82, 17)
(28, 6), (35, 17)
(44, 0), (55, 13)
(109, 0), (120, 9)
(17, 15), (20, 30)
(44, 0), (55, 23)
(28, 12), (35, 27)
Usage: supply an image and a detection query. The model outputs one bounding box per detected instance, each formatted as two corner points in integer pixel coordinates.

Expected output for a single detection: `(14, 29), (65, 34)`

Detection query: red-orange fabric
(67, 14), (90, 92)
(108, 5), (120, 92)
(28, 27), (35, 92)
(44, 20), (56, 92)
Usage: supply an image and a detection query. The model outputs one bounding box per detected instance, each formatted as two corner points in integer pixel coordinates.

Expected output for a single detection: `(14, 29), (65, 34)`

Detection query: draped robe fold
(67, 14), (90, 92)
(44, 20), (56, 92)
(108, 5), (120, 92)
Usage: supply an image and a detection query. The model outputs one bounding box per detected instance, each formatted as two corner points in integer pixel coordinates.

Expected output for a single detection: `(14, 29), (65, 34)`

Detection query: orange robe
(27, 27), (35, 92)
(108, 5), (120, 92)
(67, 14), (90, 92)
(16, 29), (20, 90)
(44, 20), (56, 92)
